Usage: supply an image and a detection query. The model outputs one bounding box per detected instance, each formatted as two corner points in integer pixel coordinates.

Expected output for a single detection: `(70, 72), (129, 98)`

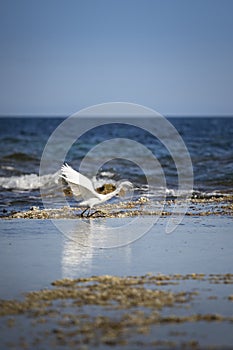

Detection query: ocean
(0, 116), (233, 213)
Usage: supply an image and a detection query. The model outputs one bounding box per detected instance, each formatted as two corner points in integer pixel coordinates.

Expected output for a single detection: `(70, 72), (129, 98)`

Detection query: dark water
(0, 116), (232, 212)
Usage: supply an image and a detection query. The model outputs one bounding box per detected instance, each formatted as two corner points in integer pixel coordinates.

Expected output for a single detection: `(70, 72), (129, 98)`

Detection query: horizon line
(0, 114), (233, 118)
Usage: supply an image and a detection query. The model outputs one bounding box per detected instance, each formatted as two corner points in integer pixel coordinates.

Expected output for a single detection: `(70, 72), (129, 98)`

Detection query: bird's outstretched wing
(60, 164), (100, 200)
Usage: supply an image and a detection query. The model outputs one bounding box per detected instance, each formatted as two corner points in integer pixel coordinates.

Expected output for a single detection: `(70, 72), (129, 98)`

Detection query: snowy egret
(60, 163), (133, 217)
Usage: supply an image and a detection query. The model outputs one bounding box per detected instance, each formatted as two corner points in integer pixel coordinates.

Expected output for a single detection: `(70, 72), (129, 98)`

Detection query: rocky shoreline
(1, 195), (233, 219)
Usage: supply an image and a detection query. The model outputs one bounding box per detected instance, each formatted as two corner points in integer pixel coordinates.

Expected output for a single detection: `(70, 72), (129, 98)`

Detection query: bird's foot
(80, 208), (106, 218)
(88, 210), (105, 218)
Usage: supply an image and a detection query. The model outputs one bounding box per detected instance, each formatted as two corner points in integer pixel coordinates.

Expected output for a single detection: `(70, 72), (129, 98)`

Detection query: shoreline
(1, 207), (232, 348)
(1, 195), (233, 219)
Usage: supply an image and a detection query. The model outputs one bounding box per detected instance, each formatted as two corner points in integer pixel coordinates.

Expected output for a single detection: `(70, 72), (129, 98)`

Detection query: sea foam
(0, 171), (60, 190)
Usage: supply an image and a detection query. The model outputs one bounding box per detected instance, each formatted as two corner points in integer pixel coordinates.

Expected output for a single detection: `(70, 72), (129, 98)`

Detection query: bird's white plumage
(60, 163), (133, 215)
(61, 164), (101, 202)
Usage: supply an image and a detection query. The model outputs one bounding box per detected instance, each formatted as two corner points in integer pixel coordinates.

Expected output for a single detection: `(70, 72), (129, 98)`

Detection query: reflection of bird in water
(60, 163), (133, 217)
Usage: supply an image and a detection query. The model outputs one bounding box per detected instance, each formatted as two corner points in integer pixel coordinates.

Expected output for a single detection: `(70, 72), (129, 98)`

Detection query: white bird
(60, 163), (133, 217)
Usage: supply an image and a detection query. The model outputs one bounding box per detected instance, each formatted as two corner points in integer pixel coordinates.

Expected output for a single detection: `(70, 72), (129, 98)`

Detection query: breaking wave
(0, 171), (60, 190)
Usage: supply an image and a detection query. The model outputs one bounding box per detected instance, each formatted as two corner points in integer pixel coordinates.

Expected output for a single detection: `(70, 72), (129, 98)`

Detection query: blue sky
(0, 0), (233, 115)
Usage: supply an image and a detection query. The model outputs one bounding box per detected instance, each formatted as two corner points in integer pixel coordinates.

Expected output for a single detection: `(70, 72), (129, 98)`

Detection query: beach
(0, 210), (233, 349)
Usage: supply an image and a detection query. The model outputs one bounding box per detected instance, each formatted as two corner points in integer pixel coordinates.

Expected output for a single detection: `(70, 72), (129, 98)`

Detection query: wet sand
(0, 204), (233, 349)
(0, 273), (233, 349)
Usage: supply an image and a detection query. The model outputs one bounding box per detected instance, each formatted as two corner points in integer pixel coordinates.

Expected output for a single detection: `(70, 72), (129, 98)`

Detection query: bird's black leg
(89, 210), (104, 217)
(81, 207), (89, 217)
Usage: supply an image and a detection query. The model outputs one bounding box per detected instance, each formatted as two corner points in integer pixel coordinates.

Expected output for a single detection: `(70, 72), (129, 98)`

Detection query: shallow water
(0, 215), (233, 349)
(0, 216), (232, 299)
